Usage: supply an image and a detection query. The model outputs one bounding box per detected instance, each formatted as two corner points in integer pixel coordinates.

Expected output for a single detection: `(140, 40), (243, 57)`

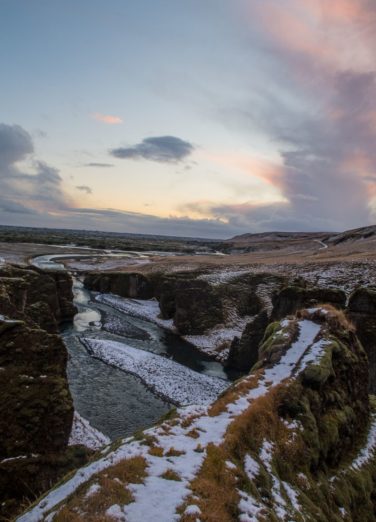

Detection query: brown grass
(179, 444), (239, 522)
(53, 456), (147, 522)
(148, 446), (164, 457)
(160, 469), (181, 481)
(297, 304), (355, 333)
(165, 447), (186, 457)
(208, 372), (261, 417)
(186, 429), (200, 439)
(179, 382), (307, 521)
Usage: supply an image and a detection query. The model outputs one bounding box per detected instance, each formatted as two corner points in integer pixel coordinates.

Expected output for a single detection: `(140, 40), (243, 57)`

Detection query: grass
(52, 456), (147, 522)
(165, 447), (186, 457)
(297, 304), (355, 332)
(208, 372), (261, 417)
(178, 444), (239, 522)
(148, 446), (164, 457)
(160, 469), (181, 481)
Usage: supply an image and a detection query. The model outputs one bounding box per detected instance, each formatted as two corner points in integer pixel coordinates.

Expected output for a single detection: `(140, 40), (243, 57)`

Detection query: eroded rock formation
(0, 265), (80, 519)
(84, 271), (153, 299)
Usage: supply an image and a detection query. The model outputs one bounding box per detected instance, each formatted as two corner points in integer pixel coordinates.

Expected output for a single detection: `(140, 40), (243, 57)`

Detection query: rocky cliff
(18, 306), (376, 521)
(0, 265), (80, 519)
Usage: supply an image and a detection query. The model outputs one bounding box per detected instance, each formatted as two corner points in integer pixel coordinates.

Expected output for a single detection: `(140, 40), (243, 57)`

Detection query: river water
(31, 253), (231, 441)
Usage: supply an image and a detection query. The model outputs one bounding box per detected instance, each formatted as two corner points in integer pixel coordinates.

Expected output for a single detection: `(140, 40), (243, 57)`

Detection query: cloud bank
(110, 136), (195, 163)
(0, 123), (72, 216)
(208, 0), (376, 232)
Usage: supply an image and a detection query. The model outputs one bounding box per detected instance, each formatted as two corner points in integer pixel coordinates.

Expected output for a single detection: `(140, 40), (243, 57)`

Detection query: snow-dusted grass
(82, 338), (228, 406)
(68, 412), (110, 451)
(18, 317), (324, 522)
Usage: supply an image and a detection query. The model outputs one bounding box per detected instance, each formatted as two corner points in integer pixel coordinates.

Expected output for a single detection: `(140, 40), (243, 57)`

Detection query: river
(31, 253), (231, 441)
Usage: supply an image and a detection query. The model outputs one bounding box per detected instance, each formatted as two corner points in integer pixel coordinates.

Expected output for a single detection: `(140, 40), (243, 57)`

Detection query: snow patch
(69, 412), (110, 450)
(82, 338), (228, 406)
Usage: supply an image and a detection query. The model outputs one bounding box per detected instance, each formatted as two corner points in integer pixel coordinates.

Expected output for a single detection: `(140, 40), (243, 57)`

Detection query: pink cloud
(92, 113), (123, 125)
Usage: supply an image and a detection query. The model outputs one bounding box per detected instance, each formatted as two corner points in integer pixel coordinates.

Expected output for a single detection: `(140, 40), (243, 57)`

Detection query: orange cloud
(92, 113), (123, 125)
(201, 150), (285, 191)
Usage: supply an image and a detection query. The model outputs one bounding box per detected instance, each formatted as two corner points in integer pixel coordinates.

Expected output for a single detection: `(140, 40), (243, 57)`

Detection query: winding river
(31, 253), (231, 441)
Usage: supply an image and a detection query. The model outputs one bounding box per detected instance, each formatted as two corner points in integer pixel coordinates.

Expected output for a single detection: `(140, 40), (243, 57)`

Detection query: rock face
(226, 310), (269, 372)
(0, 265), (77, 519)
(0, 265), (76, 333)
(156, 275), (224, 335)
(20, 307), (376, 522)
(348, 287), (376, 393)
(84, 271), (153, 299)
(271, 284), (346, 320)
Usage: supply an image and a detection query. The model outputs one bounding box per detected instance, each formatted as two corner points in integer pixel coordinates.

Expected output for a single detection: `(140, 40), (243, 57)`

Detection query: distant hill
(228, 231), (330, 243)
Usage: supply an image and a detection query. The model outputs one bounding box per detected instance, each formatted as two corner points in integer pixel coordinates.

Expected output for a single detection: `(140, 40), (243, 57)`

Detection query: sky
(1, 0), (376, 239)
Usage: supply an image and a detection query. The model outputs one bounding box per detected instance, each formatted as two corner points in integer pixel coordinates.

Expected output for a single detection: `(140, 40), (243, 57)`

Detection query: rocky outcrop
(84, 271), (153, 299)
(0, 265), (78, 519)
(226, 310), (269, 372)
(271, 284), (346, 320)
(19, 307), (376, 522)
(0, 265), (76, 333)
(348, 287), (376, 393)
(156, 275), (224, 335)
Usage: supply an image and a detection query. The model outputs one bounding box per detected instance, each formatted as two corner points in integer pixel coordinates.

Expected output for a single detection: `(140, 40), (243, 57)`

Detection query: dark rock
(0, 265), (77, 332)
(271, 285), (346, 320)
(348, 287), (376, 393)
(226, 310), (269, 372)
(0, 446), (91, 519)
(154, 275), (224, 335)
(0, 265), (77, 518)
(84, 271), (153, 299)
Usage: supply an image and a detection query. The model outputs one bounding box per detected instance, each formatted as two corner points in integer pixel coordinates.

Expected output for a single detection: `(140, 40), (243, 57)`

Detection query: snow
(95, 294), (175, 330)
(259, 440), (288, 519)
(350, 414), (376, 470)
(17, 319), (323, 522)
(244, 454), (260, 481)
(298, 338), (331, 371)
(82, 338), (228, 406)
(184, 504), (201, 515)
(226, 460), (237, 470)
(105, 504), (126, 520)
(68, 412), (110, 450)
(282, 481), (301, 511)
(1, 455), (30, 464)
(238, 490), (264, 521)
(260, 320), (321, 386)
(84, 483), (101, 498)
